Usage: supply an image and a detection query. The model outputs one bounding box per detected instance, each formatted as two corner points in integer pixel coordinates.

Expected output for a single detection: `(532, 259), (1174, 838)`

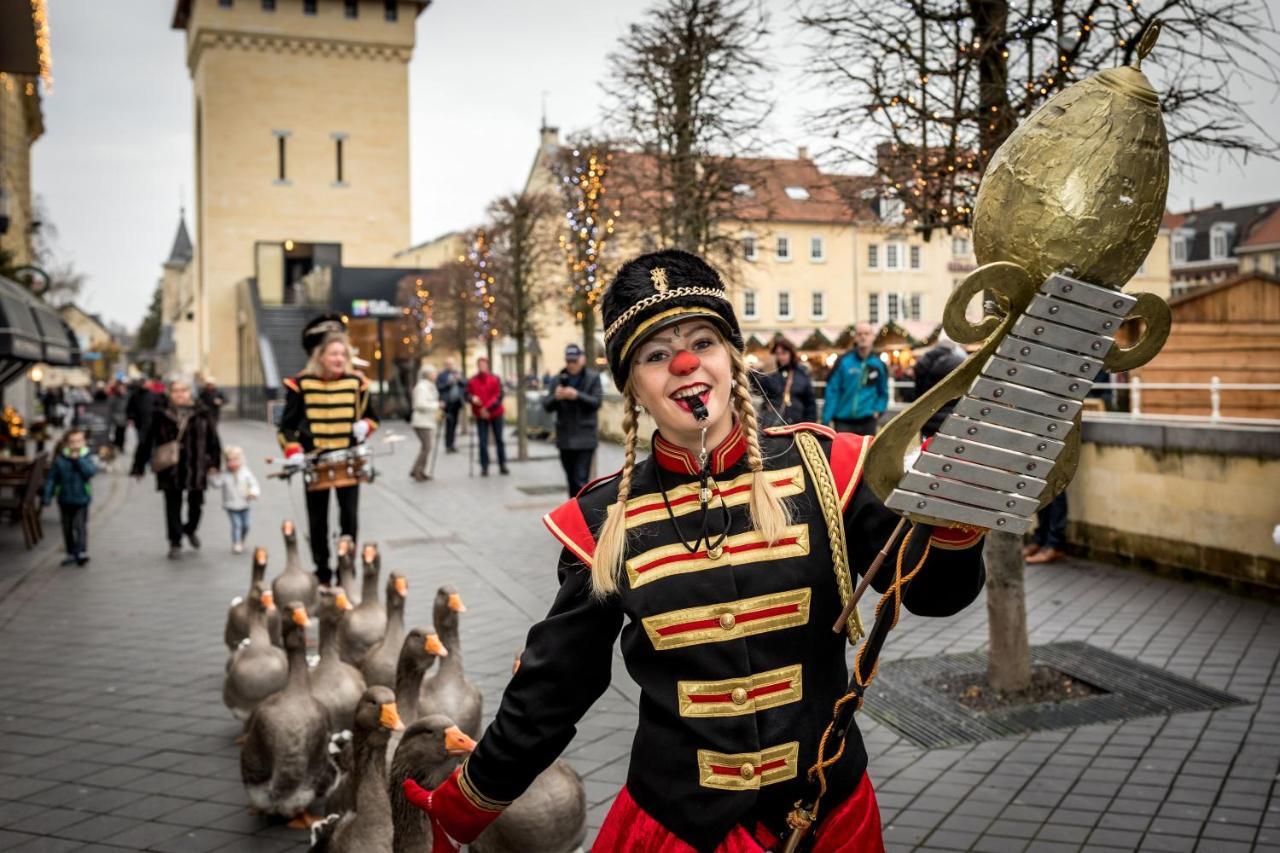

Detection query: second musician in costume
(277, 316), (378, 584)
(404, 250), (987, 852)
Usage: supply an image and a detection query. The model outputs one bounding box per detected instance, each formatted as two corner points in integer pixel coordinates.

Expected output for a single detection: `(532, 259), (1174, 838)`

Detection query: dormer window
(1209, 222), (1235, 261)
(880, 197), (904, 223)
(784, 186), (811, 201)
(733, 183), (754, 197)
(1171, 228), (1194, 264)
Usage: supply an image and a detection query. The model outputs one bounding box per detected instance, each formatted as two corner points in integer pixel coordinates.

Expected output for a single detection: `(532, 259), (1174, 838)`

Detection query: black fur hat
(602, 250), (743, 388)
(301, 313), (347, 355)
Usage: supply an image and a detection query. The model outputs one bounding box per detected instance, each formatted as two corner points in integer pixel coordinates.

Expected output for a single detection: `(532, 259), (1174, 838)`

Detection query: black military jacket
(462, 424), (985, 851)
(277, 371), (376, 453)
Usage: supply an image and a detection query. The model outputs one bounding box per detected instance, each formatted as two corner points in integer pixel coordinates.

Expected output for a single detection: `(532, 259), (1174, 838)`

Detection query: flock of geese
(221, 521), (588, 852)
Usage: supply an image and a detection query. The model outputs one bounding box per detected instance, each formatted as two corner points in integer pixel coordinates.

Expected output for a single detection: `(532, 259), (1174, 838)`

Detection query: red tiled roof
(1162, 211), (1186, 230)
(1240, 206), (1280, 249)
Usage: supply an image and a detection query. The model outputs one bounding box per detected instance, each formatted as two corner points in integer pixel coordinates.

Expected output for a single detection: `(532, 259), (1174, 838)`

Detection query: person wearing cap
(402, 249), (988, 852)
(543, 343), (603, 496)
(277, 316), (377, 584)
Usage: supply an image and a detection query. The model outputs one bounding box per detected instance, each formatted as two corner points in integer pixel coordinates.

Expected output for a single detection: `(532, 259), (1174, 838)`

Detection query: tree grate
(861, 641), (1246, 749)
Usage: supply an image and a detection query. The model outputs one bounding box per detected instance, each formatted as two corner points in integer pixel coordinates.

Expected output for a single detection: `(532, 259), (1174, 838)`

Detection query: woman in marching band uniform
(405, 251), (987, 852)
(277, 316), (378, 585)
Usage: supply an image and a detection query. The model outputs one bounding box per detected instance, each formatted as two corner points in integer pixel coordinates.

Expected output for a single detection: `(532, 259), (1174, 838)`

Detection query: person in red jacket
(466, 357), (508, 476)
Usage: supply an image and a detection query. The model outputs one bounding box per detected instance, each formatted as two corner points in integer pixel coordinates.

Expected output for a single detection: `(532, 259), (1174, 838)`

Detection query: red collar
(653, 427), (747, 476)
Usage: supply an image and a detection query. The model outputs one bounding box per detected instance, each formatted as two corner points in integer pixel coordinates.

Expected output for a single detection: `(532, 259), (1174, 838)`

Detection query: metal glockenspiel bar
(890, 271), (1134, 533)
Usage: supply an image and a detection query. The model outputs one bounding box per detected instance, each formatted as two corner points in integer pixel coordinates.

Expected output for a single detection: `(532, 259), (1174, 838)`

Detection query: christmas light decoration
(555, 144), (618, 359)
(464, 229), (496, 341)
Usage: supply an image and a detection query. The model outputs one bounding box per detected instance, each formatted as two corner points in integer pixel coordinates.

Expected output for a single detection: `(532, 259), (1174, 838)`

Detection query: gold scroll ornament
(865, 22), (1174, 517)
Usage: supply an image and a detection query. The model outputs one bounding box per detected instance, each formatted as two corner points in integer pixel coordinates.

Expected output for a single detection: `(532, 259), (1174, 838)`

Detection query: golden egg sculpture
(972, 25), (1168, 289)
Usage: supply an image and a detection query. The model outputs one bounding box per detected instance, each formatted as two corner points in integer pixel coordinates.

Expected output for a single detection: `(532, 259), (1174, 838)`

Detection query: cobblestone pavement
(0, 419), (1276, 852)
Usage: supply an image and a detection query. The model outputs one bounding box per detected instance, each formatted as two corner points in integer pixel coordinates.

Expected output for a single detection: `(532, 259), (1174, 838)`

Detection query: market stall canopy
(0, 274), (80, 387)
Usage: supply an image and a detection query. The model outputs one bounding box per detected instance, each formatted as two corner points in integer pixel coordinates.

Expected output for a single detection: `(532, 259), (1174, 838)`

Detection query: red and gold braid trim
(642, 588), (811, 651)
(678, 664), (803, 718)
(930, 524), (985, 550)
(624, 467), (805, 527)
(763, 422), (837, 440)
(697, 742), (799, 791)
(457, 760), (510, 813)
(625, 524), (810, 590)
(542, 498), (596, 568)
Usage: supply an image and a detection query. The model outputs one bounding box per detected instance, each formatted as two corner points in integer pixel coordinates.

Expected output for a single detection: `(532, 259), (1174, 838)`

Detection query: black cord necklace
(652, 428), (732, 558)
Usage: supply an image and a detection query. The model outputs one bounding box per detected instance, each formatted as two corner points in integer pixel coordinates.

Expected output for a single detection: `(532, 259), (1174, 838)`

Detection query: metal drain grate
(861, 641), (1246, 749)
(517, 484), (571, 496)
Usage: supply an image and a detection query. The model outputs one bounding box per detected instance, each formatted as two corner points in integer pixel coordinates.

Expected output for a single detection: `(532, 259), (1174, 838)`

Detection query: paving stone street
(0, 419), (1277, 853)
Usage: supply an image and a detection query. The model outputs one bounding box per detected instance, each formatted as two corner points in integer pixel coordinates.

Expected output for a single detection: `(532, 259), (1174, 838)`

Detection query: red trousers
(593, 772), (884, 853)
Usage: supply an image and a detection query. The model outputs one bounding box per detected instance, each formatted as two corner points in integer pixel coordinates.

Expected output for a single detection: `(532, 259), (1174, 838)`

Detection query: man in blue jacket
(43, 427), (97, 566)
(823, 322), (889, 435)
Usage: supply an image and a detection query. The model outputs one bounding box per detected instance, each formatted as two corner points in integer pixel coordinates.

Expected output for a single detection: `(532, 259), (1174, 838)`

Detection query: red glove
(401, 767), (503, 849)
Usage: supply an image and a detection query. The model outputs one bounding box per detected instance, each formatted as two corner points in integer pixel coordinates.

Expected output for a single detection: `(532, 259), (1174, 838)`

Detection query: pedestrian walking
(199, 375), (227, 422)
(758, 337), (817, 427)
(466, 356), (508, 476)
(402, 249), (986, 852)
(126, 378), (158, 447)
(131, 378), (222, 559)
(913, 334), (967, 438)
(214, 445), (260, 554)
(278, 316), (377, 584)
(107, 379), (128, 451)
(42, 427), (96, 566)
(1025, 492), (1068, 564)
(542, 343), (602, 496)
(436, 357), (466, 454)
(411, 363), (440, 481)
(823, 322), (888, 436)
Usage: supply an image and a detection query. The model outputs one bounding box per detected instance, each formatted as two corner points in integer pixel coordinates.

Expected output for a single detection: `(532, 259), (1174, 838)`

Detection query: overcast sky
(31, 0), (1280, 328)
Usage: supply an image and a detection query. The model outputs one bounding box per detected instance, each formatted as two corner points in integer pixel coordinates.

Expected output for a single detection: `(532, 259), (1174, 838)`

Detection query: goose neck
(285, 640), (311, 692)
(393, 658), (425, 720)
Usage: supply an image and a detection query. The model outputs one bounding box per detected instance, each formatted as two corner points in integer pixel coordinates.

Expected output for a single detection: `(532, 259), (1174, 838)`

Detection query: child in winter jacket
(213, 446), (260, 553)
(42, 428), (97, 566)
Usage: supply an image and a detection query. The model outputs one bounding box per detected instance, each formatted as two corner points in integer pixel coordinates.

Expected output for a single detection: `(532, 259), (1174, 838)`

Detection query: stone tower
(171, 0), (423, 396)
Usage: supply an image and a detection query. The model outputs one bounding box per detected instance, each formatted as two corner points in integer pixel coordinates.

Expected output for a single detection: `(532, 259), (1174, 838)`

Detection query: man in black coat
(436, 357), (466, 454)
(542, 343), (603, 496)
(913, 336), (967, 438)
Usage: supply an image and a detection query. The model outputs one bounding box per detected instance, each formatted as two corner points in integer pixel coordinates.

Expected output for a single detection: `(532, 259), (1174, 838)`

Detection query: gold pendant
(707, 545), (724, 560)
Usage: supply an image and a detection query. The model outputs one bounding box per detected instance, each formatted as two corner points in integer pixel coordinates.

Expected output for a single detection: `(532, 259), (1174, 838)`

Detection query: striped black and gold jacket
(277, 371), (377, 454)
(459, 423), (985, 851)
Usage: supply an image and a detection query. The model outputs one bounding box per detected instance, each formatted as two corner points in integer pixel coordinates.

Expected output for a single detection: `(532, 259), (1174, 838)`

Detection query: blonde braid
(730, 348), (790, 545)
(590, 392), (639, 597)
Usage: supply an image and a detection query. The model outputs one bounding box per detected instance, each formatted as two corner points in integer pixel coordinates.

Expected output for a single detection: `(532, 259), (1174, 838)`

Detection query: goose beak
(425, 633), (449, 657)
(395, 577), (409, 597)
(379, 702), (405, 732)
(254, 547), (267, 564)
(362, 545), (378, 563)
(335, 592), (353, 611)
(447, 593), (466, 613)
(260, 591), (276, 611)
(512, 657), (521, 676)
(291, 607), (310, 627)
(337, 540), (349, 556)
(283, 520), (294, 536)
(444, 726), (476, 756)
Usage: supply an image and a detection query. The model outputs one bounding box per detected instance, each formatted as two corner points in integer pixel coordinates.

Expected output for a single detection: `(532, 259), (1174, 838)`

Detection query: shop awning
(0, 274), (80, 387)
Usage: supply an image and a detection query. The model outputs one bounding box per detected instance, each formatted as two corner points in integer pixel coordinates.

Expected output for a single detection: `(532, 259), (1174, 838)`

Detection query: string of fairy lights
(557, 146), (618, 321)
(462, 229), (498, 341)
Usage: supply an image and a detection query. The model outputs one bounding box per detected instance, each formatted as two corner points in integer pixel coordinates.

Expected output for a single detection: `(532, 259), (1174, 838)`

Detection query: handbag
(151, 417), (189, 473)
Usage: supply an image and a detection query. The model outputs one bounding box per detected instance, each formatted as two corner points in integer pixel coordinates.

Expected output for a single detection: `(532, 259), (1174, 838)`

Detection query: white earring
(731, 379), (737, 389)
(634, 404), (645, 414)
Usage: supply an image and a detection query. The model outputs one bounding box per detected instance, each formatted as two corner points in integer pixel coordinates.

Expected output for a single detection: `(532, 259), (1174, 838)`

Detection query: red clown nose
(669, 350), (700, 376)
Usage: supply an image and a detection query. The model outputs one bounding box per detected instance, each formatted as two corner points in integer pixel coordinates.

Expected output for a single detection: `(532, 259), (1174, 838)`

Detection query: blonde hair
(305, 332), (352, 376)
(589, 335), (790, 598)
(224, 445), (244, 463)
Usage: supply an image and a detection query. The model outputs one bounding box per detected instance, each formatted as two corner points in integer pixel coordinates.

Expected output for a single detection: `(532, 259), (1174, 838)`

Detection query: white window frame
(867, 244), (879, 270)
(951, 235), (971, 257)
(867, 292), (880, 324)
(909, 292), (922, 320)
(810, 236), (825, 262)
(887, 292), (901, 320)
(742, 233), (758, 262)
(1209, 223), (1234, 261)
(885, 243), (902, 271)
(909, 244), (922, 270)
(881, 197), (904, 223)
(742, 288), (758, 320)
(777, 289), (793, 320)
(811, 290), (826, 321)
(1172, 233), (1188, 264)
(776, 235), (792, 262)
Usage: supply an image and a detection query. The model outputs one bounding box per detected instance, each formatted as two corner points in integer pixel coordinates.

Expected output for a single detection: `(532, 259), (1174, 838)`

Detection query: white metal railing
(875, 378), (1280, 428)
